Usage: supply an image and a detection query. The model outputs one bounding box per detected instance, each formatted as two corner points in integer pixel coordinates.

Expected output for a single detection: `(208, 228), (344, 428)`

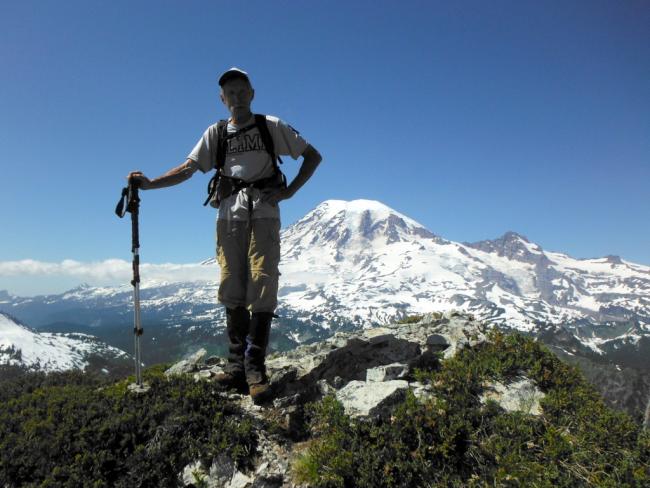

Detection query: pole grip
(131, 253), (140, 285)
(131, 210), (140, 253)
(127, 182), (140, 251)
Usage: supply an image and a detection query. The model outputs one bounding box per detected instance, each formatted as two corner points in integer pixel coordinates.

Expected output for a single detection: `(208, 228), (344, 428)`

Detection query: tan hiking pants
(216, 218), (281, 313)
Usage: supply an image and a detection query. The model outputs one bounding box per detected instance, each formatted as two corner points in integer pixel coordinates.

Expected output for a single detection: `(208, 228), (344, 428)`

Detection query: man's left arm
(266, 144), (322, 204)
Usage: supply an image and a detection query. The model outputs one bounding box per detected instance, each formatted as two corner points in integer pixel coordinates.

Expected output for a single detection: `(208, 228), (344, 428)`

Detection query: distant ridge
(0, 312), (129, 372)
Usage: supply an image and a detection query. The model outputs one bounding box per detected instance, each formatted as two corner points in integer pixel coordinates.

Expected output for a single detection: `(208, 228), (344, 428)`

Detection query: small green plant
(293, 395), (354, 486)
(191, 466), (208, 488)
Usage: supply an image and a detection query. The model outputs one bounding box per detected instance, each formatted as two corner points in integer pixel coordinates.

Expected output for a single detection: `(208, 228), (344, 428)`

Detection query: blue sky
(1, 0), (649, 295)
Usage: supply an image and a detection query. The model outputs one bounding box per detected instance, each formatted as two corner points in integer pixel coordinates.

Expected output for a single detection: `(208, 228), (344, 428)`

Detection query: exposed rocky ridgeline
(160, 312), (646, 487)
(2, 311), (648, 487)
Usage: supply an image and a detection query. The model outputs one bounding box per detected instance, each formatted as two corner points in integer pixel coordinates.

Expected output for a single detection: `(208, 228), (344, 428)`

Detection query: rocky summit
(165, 312), (552, 487)
(2, 310), (648, 487)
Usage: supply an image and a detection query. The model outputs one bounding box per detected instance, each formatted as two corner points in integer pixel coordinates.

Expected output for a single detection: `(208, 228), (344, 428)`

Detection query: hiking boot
(213, 371), (248, 394)
(244, 312), (273, 386)
(225, 306), (251, 373)
(249, 382), (272, 405)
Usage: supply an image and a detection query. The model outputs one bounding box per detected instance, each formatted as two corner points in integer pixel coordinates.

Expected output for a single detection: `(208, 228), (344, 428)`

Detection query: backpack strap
(203, 120), (229, 206)
(215, 119), (229, 172)
(254, 114), (284, 168)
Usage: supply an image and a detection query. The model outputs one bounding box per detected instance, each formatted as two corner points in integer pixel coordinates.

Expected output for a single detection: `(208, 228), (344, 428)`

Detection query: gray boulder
(336, 380), (410, 418)
(179, 454), (251, 488)
(480, 377), (545, 415)
(366, 362), (409, 382)
(165, 348), (207, 376)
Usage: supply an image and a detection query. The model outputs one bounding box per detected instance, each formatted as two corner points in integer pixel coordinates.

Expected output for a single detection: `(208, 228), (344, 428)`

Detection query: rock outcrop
(167, 311), (547, 487)
(480, 377), (545, 415)
(164, 348), (208, 376)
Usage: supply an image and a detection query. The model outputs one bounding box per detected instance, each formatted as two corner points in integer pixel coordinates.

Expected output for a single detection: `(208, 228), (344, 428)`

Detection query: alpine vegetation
(1, 312), (648, 487)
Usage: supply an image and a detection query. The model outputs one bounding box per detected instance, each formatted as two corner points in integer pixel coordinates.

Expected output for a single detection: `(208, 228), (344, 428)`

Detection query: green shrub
(295, 330), (650, 487)
(0, 368), (256, 487)
(0, 365), (110, 404)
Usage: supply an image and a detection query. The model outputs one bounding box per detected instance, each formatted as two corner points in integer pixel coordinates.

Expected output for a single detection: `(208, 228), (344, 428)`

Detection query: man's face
(220, 78), (254, 118)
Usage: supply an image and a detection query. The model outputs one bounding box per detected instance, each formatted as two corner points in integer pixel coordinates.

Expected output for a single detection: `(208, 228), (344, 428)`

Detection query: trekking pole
(115, 179), (147, 390)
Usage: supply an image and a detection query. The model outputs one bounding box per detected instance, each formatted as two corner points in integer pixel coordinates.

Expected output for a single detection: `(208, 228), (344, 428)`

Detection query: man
(128, 67), (321, 403)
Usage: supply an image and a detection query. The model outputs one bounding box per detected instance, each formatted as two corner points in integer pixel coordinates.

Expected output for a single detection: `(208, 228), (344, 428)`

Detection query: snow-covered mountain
(0, 312), (129, 373)
(2, 199), (649, 361)
(276, 200), (650, 338)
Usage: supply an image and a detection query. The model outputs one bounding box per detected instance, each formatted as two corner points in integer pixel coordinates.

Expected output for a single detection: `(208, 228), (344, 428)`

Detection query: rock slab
(336, 380), (410, 418)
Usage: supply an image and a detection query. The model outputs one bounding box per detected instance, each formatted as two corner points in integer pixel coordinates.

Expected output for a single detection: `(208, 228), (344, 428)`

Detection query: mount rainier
(276, 199), (649, 335)
(2, 199), (649, 372)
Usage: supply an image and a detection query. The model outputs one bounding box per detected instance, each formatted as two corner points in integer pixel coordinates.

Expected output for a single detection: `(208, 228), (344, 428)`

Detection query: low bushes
(0, 367), (256, 487)
(294, 330), (650, 487)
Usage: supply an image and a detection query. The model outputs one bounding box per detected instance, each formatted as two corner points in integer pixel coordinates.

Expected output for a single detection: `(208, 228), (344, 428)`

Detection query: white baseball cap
(218, 67), (251, 86)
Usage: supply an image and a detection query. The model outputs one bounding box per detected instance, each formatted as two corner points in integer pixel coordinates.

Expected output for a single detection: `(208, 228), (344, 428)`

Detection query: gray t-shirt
(188, 115), (308, 221)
